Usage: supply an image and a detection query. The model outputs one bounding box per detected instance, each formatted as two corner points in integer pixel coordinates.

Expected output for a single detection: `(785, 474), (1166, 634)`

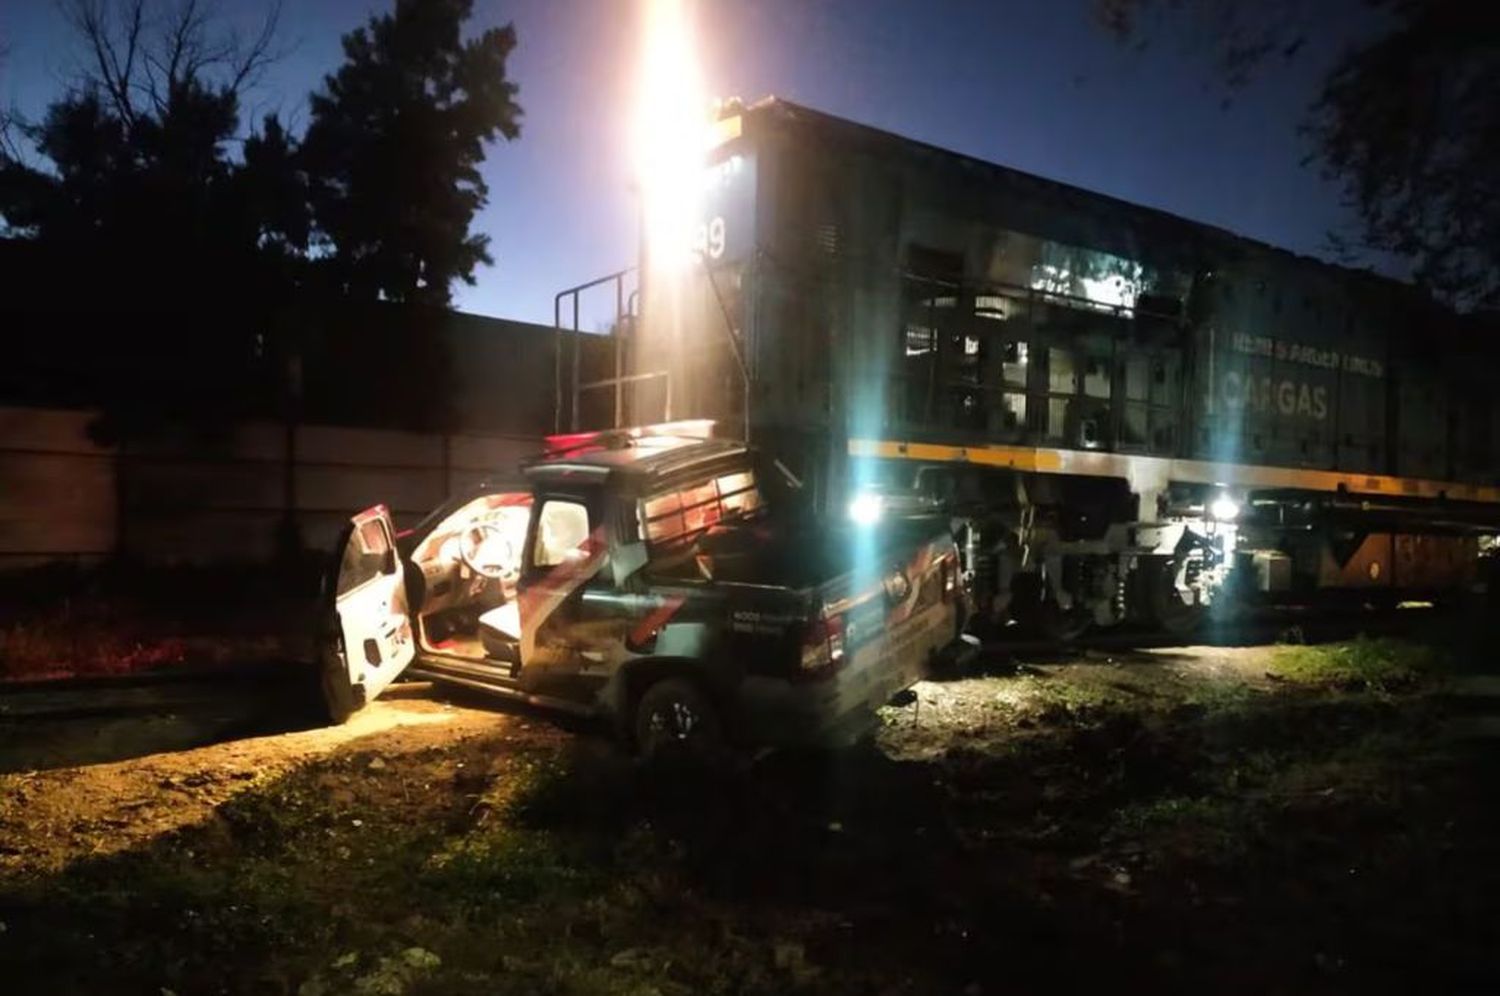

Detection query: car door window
(337, 516), (393, 595)
(533, 499), (592, 567)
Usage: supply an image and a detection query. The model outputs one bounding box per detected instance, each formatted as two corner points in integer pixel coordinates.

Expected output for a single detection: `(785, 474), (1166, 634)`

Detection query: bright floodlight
(634, 0), (709, 274)
(1209, 494), (1241, 521)
(848, 492), (884, 526)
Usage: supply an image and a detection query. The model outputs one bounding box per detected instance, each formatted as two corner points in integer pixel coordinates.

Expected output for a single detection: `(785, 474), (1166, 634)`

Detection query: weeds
(0, 617), (190, 680)
(1110, 793), (1263, 860)
(2, 636), (1491, 994)
(1268, 636), (1443, 692)
(425, 826), (601, 905)
(0, 563), (311, 680)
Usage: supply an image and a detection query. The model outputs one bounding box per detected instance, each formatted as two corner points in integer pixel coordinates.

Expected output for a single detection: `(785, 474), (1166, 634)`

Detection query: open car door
(321, 504), (416, 723)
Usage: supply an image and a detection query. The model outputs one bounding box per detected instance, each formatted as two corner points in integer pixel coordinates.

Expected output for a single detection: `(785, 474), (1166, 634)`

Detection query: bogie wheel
(633, 678), (726, 766)
(1145, 556), (1206, 639)
(1010, 573), (1091, 643)
(1039, 598), (1092, 643)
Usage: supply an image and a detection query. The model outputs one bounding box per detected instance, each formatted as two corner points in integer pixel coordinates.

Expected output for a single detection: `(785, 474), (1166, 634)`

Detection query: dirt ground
(0, 688), (526, 873)
(2, 640), (1498, 995)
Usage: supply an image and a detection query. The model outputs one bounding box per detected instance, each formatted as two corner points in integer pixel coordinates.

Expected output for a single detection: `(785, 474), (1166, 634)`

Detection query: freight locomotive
(560, 98), (1500, 635)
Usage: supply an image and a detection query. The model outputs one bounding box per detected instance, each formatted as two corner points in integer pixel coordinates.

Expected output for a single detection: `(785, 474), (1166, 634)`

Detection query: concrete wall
(0, 406), (542, 569)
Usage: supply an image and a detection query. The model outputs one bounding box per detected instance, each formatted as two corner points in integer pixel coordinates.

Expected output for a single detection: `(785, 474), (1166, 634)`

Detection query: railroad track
(0, 605), (1461, 723)
(0, 662), (312, 723)
(968, 603), (1452, 660)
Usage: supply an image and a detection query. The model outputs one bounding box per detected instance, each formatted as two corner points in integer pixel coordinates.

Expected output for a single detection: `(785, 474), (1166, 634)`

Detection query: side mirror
(381, 548), (398, 575)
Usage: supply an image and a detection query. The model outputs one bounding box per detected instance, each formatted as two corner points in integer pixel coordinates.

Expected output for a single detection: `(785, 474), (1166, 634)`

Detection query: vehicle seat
(478, 602), (521, 664)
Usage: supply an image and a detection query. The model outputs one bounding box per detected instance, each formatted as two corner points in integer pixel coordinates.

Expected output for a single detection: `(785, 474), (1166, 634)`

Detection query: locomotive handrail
(696, 249), (752, 443)
(553, 268), (639, 432)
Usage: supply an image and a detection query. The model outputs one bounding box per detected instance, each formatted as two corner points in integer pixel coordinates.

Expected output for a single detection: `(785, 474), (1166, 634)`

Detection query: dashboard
(412, 494), (533, 618)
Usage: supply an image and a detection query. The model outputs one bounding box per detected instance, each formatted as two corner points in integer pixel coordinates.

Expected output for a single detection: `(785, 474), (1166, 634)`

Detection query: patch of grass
(1103, 697), (1436, 873)
(990, 673), (1123, 724)
(3, 739), (846, 996)
(1109, 792), (1262, 860)
(424, 825), (603, 905)
(1114, 793), (1238, 832)
(1268, 636), (1443, 692)
(1180, 678), (1258, 712)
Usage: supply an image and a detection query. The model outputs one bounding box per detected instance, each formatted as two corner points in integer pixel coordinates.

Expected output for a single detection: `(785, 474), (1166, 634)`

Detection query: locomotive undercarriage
(927, 466), (1492, 639)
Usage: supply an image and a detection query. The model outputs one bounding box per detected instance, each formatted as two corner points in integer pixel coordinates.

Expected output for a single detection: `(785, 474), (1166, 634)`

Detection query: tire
(633, 678), (725, 765)
(319, 636), (364, 725)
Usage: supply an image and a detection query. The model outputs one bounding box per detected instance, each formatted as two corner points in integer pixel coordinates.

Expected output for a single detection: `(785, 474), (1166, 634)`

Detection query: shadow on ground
(0, 665), (329, 773)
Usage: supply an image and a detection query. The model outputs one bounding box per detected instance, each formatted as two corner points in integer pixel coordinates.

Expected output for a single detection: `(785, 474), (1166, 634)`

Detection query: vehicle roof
(524, 437), (750, 492)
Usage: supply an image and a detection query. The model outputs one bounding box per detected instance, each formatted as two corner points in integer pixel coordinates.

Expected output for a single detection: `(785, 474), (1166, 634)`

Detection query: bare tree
(1097, 0), (1319, 92)
(0, 41), (17, 161)
(60, 0), (282, 123)
(1097, 0), (1500, 311)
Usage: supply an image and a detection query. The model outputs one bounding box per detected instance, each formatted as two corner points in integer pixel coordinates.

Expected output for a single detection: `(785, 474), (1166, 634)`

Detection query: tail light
(799, 607), (846, 679)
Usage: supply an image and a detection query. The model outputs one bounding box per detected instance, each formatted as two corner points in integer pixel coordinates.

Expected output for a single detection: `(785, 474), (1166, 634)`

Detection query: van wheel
(319, 636), (363, 725)
(633, 678), (725, 764)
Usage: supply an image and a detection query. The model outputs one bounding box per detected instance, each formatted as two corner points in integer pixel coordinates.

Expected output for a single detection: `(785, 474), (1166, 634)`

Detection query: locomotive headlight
(1209, 494), (1241, 522)
(847, 492), (884, 526)
(634, 0), (710, 274)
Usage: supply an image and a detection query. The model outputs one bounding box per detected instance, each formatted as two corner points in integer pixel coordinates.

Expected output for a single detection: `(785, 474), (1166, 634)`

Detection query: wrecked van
(319, 428), (969, 756)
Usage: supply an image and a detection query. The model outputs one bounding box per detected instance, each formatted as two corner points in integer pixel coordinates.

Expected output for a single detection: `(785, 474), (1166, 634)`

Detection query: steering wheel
(458, 522), (518, 581)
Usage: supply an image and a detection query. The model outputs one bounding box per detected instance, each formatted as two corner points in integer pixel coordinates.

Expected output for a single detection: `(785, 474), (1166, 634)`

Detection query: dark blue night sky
(1, 0), (1382, 324)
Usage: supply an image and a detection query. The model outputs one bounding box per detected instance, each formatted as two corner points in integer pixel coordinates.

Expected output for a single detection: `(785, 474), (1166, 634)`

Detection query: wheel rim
(647, 697), (701, 744)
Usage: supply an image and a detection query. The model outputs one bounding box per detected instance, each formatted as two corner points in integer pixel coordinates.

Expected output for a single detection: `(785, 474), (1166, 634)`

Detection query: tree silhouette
(0, 0), (293, 309)
(0, 0), (528, 450)
(1097, 0), (1500, 311)
(301, 0), (522, 307)
(0, 41), (22, 163)
(238, 112), (311, 291)
(0, 0), (280, 247)
(0, 0), (292, 437)
(2, 0), (527, 313)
